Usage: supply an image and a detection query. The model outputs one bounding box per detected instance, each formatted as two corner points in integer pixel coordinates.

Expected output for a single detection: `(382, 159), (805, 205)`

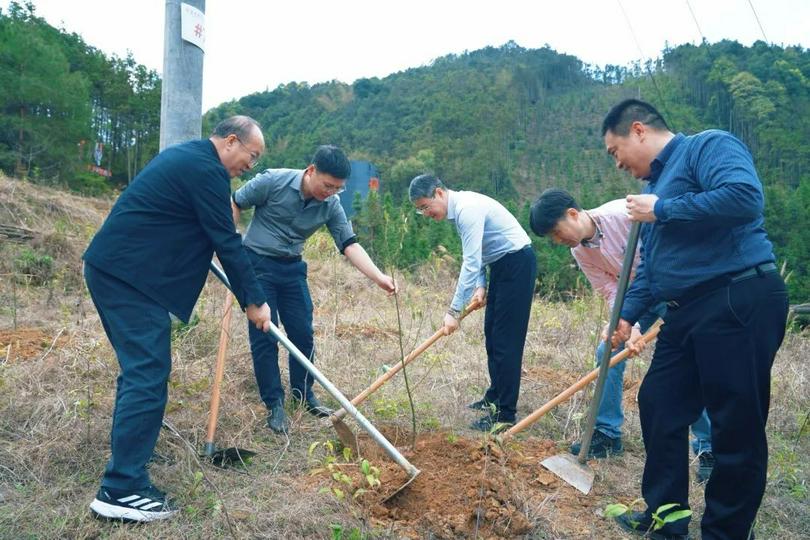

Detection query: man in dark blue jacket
(83, 115), (272, 522)
(603, 99), (788, 540)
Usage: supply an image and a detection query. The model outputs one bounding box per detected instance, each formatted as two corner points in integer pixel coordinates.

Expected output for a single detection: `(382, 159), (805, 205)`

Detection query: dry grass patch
(0, 178), (807, 539)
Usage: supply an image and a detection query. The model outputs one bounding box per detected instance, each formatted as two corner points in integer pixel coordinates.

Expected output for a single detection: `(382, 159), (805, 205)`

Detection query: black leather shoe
(469, 414), (513, 434)
(615, 511), (690, 539)
(267, 403), (289, 433)
(696, 451), (715, 483)
(570, 430), (624, 458)
(303, 397), (333, 418)
(467, 398), (495, 411)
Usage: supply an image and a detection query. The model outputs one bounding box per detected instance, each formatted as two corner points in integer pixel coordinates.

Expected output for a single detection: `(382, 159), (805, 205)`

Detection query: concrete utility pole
(159, 0), (205, 150)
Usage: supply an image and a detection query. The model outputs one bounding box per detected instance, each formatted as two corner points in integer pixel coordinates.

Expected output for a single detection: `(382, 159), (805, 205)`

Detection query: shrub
(13, 247), (54, 285)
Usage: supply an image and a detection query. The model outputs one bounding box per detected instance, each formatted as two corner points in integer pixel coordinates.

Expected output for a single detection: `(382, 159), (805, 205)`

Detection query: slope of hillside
(0, 176), (808, 539)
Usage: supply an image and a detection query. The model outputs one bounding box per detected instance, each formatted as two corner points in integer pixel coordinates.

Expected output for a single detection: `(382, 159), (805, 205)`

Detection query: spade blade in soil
(204, 447), (257, 469)
(541, 453), (594, 495)
(332, 417), (360, 454)
(382, 469), (421, 503)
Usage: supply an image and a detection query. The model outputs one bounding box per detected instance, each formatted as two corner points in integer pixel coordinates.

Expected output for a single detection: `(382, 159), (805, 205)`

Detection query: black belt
(665, 262), (778, 310)
(248, 248), (302, 264)
(267, 254), (302, 263)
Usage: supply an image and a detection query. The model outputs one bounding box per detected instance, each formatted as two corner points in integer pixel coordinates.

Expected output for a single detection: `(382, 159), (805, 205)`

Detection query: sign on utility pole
(159, 0), (206, 150)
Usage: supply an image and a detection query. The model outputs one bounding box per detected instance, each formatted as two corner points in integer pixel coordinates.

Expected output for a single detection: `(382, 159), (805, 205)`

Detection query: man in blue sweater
(603, 99), (789, 540)
(83, 116), (272, 522)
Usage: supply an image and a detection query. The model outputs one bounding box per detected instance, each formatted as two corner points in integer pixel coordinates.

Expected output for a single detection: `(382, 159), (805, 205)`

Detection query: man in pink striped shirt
(530, 188), (712, 481)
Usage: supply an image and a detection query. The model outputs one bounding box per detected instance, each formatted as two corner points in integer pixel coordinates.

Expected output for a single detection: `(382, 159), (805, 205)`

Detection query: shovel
(209, 262), (421, 492)
(540, 220), (642, 494)
(202, 288), (257, 467)
(498, 319), (662, 444)
(330, 299), (482, 452)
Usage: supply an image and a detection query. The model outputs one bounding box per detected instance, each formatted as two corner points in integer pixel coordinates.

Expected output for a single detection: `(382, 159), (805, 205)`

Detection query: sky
(4, 0), (809, 111)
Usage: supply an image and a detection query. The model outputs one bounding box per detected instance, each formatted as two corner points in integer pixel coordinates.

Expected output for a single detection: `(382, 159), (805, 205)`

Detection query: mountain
(205, 40), (810, 301)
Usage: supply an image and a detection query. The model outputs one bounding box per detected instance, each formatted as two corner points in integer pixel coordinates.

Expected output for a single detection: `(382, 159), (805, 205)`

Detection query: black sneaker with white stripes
(90, 485), (178, 522)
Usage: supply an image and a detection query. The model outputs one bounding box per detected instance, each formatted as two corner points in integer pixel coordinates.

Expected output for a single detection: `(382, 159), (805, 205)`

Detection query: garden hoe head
(540, 452), (595, 495)
(382, 469), (421, 503)
(331, 416), (360, 454)
(541, 221), (642, 495)
(203, 443), (257, 469)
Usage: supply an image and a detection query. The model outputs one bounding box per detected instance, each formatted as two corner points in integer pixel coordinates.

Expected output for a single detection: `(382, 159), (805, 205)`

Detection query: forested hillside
(206, 39), (810, 301)
(2, 1), (808, 301)
(0, 2), (161, 192)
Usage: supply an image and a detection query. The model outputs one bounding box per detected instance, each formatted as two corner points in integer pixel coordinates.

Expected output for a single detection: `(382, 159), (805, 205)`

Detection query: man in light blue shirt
(409, 174), (536, 432)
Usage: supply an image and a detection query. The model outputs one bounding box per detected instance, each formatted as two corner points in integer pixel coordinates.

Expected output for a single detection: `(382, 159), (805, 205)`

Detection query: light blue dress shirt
(446, 190), (530, 312)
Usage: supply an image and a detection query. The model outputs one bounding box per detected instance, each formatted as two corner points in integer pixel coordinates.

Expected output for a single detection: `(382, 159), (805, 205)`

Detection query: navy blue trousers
(637, 270), (788, 539)
(84, 263), (172, 491)
(246, 250), (316, 409)
(482, 246), (537, 422)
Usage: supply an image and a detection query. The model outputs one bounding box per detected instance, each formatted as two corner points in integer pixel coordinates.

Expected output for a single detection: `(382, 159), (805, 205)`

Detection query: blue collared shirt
(446, 190), (531, 311)
(621, 130), (776, 323)
(233, 168), (356, 257)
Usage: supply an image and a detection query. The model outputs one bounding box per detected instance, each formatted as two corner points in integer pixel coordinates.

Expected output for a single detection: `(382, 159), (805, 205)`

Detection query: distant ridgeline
(1, 2), (808, 300)
(204, 40), (810, 301)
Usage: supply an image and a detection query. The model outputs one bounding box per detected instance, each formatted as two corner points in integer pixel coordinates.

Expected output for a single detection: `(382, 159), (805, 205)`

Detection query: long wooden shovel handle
(331, 299), (482, 422)
(500, 319), (663, 442)
(205, 290), (234, 446)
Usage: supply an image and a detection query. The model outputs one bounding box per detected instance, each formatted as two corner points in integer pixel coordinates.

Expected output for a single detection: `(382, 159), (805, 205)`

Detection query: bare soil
(0, 327), (68, 363)
(1, 176), (807, 539)
(306, 428), (612, 539)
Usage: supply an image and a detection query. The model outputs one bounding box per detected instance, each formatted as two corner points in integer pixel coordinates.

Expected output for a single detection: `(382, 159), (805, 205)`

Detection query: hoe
(209, 262), (421, 497)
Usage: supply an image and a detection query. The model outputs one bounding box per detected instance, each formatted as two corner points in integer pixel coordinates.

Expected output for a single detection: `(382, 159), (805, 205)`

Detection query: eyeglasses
(235, 137), (261, 168)
(321, 180), (345, 195)
(415, 196), (435, 215)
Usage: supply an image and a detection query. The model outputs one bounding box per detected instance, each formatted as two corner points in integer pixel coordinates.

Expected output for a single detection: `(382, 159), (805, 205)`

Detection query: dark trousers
(84, 263), (172, 491)
(482, 246), (537, 422)
(637, 270), (788, 539)
(246, 250), (316, 409)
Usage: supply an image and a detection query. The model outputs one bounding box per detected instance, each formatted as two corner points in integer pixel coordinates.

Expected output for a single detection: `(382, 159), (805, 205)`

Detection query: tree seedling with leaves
(309, 440), (382, 502)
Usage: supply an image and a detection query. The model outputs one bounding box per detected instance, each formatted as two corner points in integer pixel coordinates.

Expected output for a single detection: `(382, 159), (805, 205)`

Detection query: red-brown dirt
(0, 327), (68, 363)
(308, 428), (604, 539)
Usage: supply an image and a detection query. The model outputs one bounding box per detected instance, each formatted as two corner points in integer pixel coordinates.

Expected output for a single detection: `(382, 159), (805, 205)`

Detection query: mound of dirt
(0, 327), (67, 362)
(308, 429), (596, 539)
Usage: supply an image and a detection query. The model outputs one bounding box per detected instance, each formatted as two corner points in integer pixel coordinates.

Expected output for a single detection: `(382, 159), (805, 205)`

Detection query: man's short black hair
(601, 99), (669, 136)
(529, 188), (580, 237)
(312, 145), (351, 179)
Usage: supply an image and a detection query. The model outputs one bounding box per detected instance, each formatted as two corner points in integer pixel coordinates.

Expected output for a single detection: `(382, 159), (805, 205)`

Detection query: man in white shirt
(410, 174), (536, 432)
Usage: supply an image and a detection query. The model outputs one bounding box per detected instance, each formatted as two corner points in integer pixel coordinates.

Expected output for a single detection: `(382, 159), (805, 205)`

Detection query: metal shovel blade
(202, 443), (257, 469)
(382, 470), (421, 503)
(541, 453), (594, 495)
(332, 417), (359, 454)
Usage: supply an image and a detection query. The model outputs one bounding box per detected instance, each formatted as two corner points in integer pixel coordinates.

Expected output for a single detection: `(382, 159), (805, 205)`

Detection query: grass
(0, 175), (807, 539)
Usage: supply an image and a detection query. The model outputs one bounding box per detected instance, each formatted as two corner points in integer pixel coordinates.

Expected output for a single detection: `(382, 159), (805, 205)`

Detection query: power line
(746, 0), (769, 43)
(615, 0), (670, 119)
(685, 0), (707, 44)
